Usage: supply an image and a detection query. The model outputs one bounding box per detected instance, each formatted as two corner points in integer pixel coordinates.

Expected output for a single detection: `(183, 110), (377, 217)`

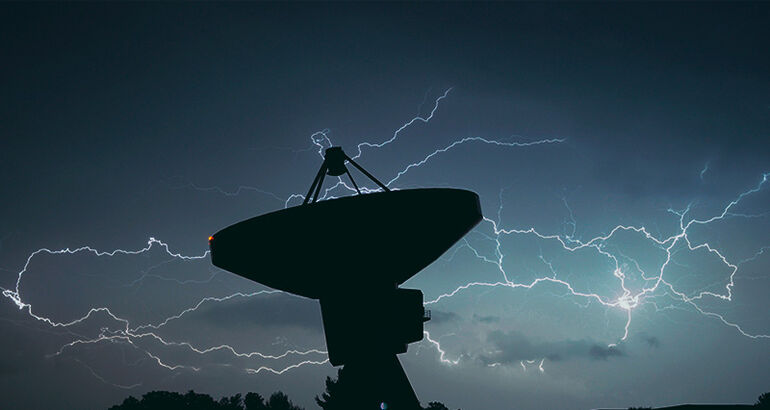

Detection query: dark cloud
(429, 310), (461, 324)
(473, 314), (500, 324)
(1, 3), (768, 410)
(193, 293), (323, 331)
(588, 344), (624, 360)
(644, 336), (661, 348)
(482, 330), (625, 364)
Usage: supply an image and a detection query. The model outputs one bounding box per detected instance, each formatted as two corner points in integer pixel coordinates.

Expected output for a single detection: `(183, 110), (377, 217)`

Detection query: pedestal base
(328, 355), (421, 410)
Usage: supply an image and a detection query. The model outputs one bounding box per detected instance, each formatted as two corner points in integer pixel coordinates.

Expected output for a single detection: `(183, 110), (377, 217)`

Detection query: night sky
(1, 3), (769, 410)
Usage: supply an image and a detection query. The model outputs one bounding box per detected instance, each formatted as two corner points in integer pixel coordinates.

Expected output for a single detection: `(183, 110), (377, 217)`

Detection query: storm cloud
(481, 330), (625, 364)
(193, 293), (323, 331)
(1, 3), (768, 410)
(429, 310), (461, 324)
(473, 314), (500, 324)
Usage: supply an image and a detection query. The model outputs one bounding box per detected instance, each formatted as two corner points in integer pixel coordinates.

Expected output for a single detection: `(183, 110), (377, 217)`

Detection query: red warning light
(208, 236), (214, 242)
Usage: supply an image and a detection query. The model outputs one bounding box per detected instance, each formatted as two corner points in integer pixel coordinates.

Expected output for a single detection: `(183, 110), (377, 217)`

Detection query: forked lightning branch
(1, 90), (768, 390)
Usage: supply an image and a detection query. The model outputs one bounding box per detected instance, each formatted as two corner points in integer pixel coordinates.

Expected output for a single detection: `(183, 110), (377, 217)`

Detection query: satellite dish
(209, 147), (482, 409)
(210, 188), (480, 299)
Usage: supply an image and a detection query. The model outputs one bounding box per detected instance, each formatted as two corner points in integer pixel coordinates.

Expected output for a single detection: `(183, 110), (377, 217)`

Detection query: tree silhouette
(109, 390), (220, 410)
(315, 369), (347, 410)
(244, 392), (268, 410)
(219, 393), (244, 410)
(108, 390), (303, 410)
(315, 369), (458, 410)
(109, 380), (459, 410)
(266, 392), (303, 410)
(757, 391), (770, 409)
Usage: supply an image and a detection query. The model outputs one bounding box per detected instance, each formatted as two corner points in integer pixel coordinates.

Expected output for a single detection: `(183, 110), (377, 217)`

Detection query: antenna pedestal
(319, 288), (426, 408)
(331, 354), (421, 410)
(320, 288), (427, 366)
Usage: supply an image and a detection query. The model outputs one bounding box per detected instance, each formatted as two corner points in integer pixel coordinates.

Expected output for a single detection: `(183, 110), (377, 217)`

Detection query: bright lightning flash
(1, 88), (768, 391)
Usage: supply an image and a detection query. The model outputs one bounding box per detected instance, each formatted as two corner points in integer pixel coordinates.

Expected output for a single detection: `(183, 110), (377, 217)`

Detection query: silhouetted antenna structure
(209, 147), (482, 409)
(303, 147), (390, 205)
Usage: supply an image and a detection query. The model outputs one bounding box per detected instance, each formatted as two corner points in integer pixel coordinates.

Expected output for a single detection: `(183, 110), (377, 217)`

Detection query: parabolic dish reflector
(210, 188), (481, 299)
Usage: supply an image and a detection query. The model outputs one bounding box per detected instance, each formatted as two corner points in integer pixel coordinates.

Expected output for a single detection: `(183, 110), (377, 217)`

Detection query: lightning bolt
(3, 87), (767, 392)
(1, 238), (329, 388)
(422, 172), (770, 365)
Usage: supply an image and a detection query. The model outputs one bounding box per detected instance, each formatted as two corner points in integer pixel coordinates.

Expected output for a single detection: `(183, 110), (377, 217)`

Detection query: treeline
(108, 390), (454, 410)
(761, 392), (770, 409)
(110, 387), (770, 410)
(108, 390), (302, 410)
(110, 368), (458, 410)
